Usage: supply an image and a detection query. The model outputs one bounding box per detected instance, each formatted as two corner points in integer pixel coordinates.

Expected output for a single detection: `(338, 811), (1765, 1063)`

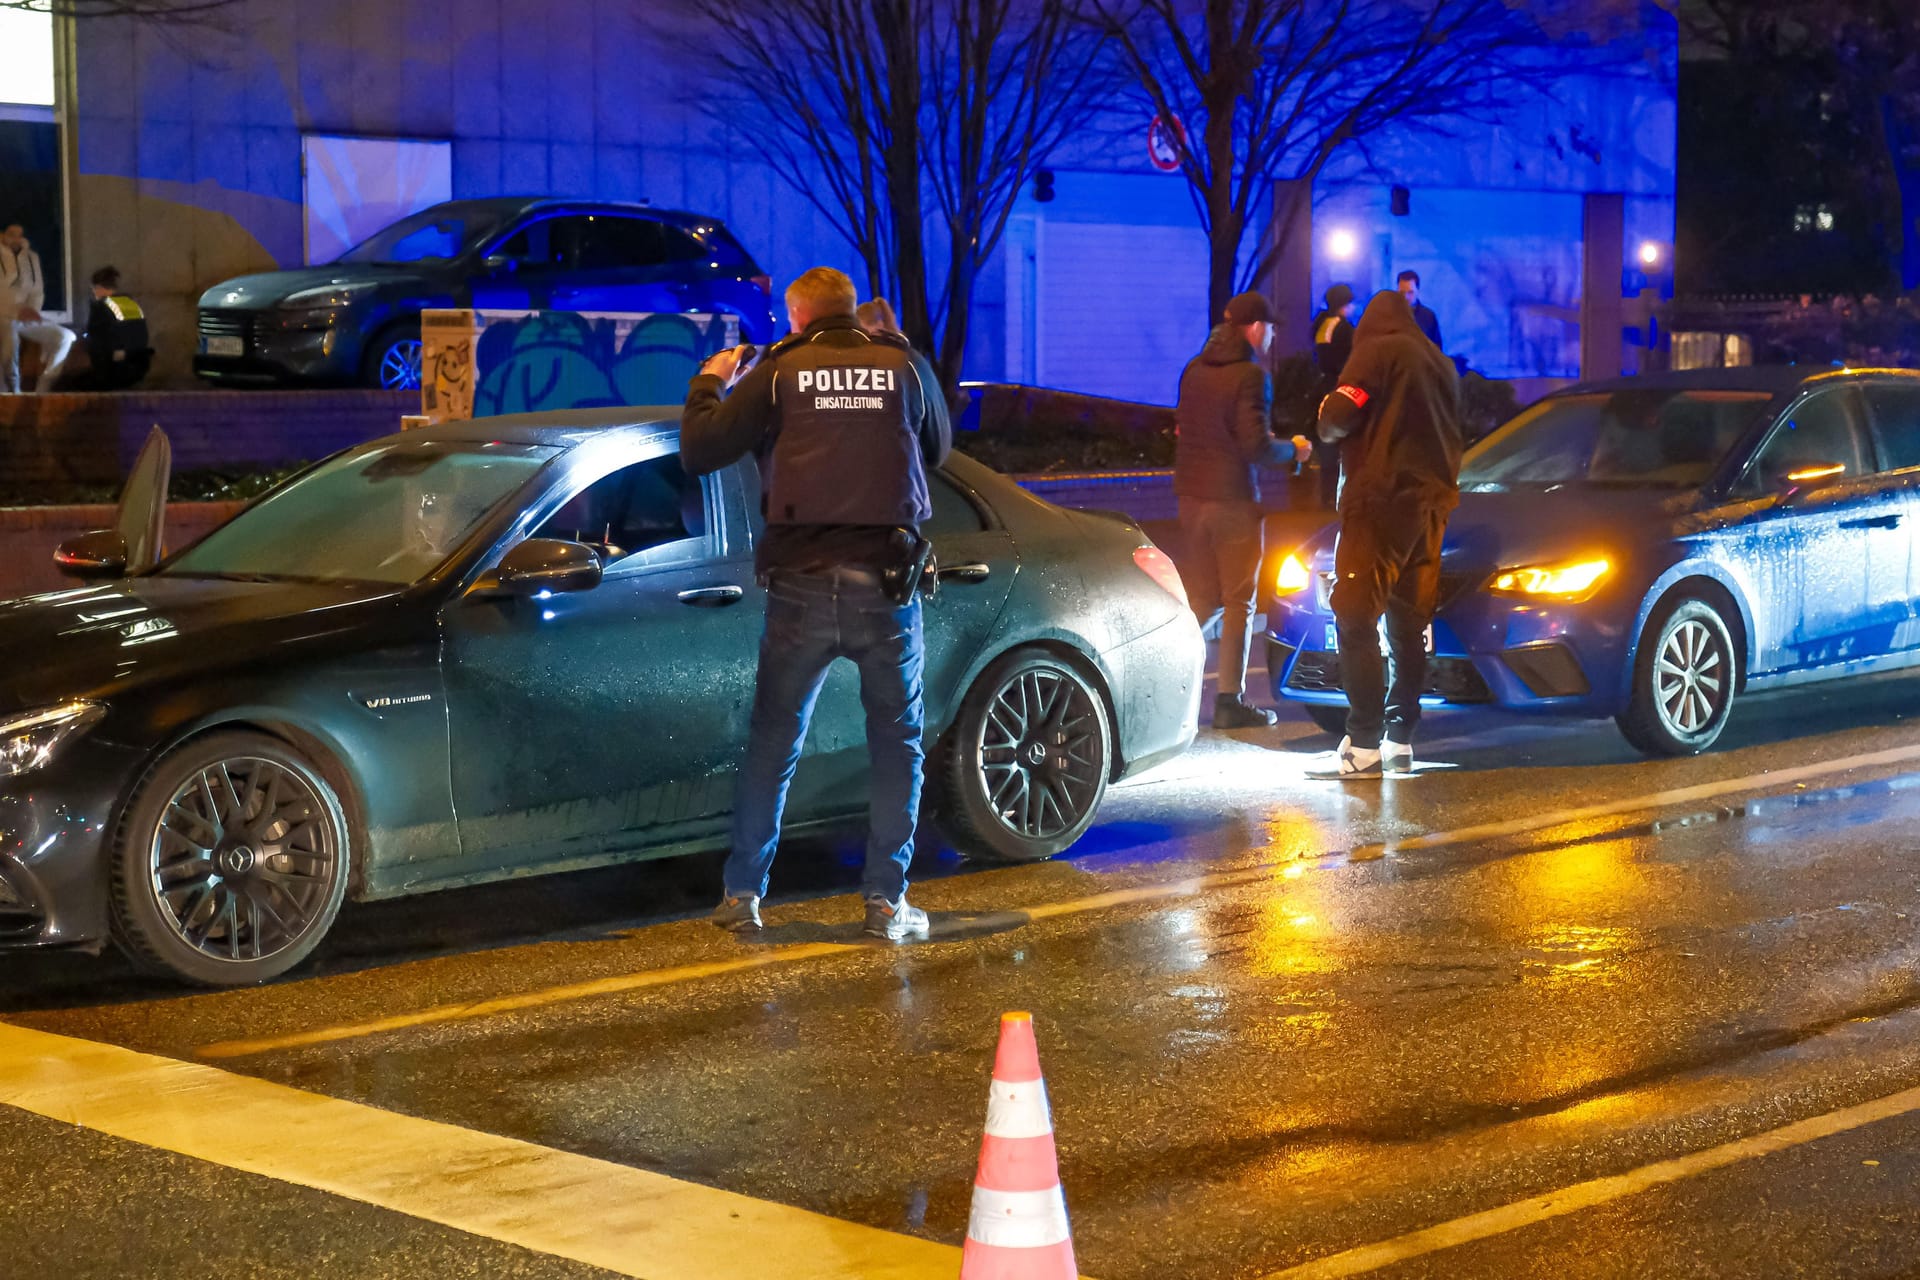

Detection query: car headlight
(279, 283), (378, 311)
(0, 702), (105, 780)
(1274, 553), (1312, 595)
(1490, 557), (1612, 602)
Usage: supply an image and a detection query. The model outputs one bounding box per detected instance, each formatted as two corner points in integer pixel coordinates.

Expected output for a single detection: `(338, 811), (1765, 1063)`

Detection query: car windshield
(336, 207), (508, 266)
(162, 441), (557, 586)
(1461, 389), (1777, 491)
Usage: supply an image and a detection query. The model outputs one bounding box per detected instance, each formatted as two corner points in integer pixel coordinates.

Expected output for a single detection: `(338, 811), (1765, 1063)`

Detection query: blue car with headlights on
(1267, 367), (1920, 755)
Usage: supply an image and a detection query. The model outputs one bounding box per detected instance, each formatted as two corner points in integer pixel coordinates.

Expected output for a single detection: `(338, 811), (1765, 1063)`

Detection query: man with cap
(1307, 289), (1463, 779)
(1175, 290), (1313, 730)
(1310, 284), (1358, 508)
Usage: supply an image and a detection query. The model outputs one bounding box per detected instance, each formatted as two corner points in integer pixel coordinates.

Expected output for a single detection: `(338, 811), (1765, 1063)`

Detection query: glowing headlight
(1275, 553), (1312, 594)
(0, 702), (105, 780)
(278, 283), (377, 311)
(1490, 558), (1612, 602)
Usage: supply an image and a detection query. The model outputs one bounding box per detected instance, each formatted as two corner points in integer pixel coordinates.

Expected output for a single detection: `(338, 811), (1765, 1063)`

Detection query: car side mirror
(470, 538), (602, 599)
(483, 254), (517, 276)
(55, 529), (130, 580)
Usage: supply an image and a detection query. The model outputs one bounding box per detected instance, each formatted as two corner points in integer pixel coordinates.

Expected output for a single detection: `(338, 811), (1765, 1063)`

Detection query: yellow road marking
(0, 1021), (960, 1280)
(1256, 1079), (1920, 1279)
(1358, 740), (1920, 858)
(201, 741), (1920, 1061)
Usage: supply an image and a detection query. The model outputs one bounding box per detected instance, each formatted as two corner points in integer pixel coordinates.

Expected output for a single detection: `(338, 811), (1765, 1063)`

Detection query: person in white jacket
(1, 224), (76, 393)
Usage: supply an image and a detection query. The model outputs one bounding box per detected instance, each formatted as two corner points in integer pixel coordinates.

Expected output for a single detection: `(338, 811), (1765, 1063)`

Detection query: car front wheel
(939, 649), (1112, 862)
(364, 327), (424, 391)
(110, 731), (352, 985)
(1617, 596), (1737, 756)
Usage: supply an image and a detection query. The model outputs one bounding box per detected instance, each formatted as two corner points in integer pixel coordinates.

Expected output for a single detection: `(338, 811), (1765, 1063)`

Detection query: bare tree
(674, 0), (1106, 390)
(1, 0), (239, 18)
(1085, 0), (1660, 324)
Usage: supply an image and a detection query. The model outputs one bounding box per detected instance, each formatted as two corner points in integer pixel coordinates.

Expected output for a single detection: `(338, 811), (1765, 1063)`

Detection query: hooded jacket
(1174, 324), (1291, 502)
(1316, 290), (1463, 516)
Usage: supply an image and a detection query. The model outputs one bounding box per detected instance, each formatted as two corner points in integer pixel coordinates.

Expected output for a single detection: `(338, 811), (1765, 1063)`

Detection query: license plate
(204, 335), (244, 358)
(1327, 622), (1434, 654)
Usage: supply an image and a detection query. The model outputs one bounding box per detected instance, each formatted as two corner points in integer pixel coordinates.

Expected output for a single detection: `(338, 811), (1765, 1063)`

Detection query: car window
(1735, 387), (1872, 496)
(924, 471), (988, 536)
(535, 453), (708, 569)
(571, 217), (708, 272)
(1461, 389), (1772, 490)
(1863, 382), (1920, 472)
(337, 206), (508, 266)
(490, 220), (558, 269)
(164, 442), (557, 586)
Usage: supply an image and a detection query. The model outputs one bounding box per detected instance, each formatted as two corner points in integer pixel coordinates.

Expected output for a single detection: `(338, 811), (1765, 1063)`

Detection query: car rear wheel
(364, 327), (423, 391)
(1617, 596), (1737, 757)
(110, 731), (351, 986)
(939, 649), (1111, 863)
(1303, 703), (1349, 736)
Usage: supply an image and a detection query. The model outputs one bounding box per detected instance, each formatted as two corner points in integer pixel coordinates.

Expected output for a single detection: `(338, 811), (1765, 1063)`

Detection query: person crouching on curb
(1306, 289), (1463, 779)
(680, 267), (952, 940)
(1175, 291), (1313, 729)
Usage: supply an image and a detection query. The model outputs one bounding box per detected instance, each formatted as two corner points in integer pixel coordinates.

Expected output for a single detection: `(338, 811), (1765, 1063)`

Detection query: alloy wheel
(977, 667), (1106, 840)
(379, 338), (424, 391)
(148, 755), (341, 964)
(1654, 617), (1727, 737)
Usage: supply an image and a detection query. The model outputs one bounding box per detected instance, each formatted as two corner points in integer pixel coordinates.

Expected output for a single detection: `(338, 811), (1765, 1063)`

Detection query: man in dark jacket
(1175, 291), (1311, 729)
(681, 266), (951, 940)
(1310, 284), (1358, 508)
(1308, 290), (1463, 779)
(1397, 270), (1443, 349)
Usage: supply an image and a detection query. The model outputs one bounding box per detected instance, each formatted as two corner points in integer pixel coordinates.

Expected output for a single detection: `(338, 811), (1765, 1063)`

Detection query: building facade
(2, 2), (1676, 400)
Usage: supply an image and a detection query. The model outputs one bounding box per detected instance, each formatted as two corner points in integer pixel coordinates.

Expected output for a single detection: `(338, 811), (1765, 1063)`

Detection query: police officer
(72, 266), (152, 391)
(681, 267), (951, 940)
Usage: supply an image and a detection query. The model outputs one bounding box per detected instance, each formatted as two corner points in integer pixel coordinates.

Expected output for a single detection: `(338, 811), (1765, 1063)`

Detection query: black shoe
(1213, 694), (1278, 730)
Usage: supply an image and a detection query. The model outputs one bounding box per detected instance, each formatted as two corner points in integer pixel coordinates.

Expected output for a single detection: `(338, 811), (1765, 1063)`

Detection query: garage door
(1035, 220), (1210, 406)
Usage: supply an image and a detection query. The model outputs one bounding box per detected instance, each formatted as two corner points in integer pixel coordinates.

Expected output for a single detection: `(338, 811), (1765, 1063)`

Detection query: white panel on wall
(1035, 221), (1210, 405)
(302, 134), (454, 265)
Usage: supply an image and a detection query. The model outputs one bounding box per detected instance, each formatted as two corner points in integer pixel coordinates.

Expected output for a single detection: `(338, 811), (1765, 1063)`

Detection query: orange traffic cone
(960, 1012), (1077, 1279)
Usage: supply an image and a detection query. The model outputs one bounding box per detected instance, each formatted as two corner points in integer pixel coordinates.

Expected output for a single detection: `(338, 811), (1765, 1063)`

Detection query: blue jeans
(723, 567), (925, 903)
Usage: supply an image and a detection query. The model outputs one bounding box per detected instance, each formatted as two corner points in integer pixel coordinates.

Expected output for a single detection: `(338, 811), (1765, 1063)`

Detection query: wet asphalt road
(8, 660), (1920, 1277)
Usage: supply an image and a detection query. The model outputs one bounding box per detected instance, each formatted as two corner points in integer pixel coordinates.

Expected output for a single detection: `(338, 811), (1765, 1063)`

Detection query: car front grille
(1314, 568), (1483, 612)
(1285, 649), (1494, 704)
(198, 309), (255, 349)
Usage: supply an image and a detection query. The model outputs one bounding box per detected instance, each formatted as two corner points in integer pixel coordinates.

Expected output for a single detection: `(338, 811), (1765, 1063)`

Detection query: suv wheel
(364, 328), (423, 391)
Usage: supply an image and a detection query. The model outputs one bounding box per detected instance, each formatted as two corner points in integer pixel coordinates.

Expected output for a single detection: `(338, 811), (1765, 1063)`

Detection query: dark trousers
(1179, 497), (1264, 698)
(1329, 503), (1448, 749)
(1312, 439), (1340, 509)
(724, 567), (924, 903)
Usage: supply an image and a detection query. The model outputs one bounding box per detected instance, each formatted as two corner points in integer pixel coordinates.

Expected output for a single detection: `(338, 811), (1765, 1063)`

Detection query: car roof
(417, 196), (725, 232)
(1555, 366), (1920, 398)
(380, 406), (686, 451)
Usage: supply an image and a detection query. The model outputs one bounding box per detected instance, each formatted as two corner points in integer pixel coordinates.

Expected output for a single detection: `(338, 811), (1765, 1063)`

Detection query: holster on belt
(881, 527), (937, 605)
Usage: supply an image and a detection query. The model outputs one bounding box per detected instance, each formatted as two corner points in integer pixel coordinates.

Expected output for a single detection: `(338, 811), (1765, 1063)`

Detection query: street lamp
(1638, 241), (1663, 267)
(1328, 229), (1359, 261)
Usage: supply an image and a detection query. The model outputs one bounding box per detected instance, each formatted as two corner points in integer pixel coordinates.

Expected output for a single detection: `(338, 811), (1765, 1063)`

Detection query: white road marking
(0, 1021), (962, 1280)
(1255, 1079), (1920, 1279)
(1358, 740), (1920, 858)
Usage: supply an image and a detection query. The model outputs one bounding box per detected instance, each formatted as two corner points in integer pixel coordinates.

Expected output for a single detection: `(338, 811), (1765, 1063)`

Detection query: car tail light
(750, 274), (773, 295)
(1133, 546), (1188, 607)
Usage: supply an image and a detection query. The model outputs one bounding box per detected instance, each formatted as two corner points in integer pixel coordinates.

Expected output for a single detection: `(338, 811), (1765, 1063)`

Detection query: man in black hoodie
(1307, 290), (1463, 779)
(1310, 284), (1358, 508)
(1175, 291), (1311, 729)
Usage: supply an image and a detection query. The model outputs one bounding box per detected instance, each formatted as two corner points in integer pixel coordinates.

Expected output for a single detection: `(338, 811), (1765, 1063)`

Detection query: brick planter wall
(0, 390), (414, 490)
(0, 501), (246, 600)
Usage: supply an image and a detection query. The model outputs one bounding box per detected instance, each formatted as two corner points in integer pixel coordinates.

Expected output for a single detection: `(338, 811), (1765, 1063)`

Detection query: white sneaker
(1382, 739), (1414, 775)
(1305, 736), (1383, 780)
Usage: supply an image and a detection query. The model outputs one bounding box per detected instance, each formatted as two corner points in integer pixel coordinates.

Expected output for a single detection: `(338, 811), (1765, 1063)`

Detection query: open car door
(117, 425), (171, 572)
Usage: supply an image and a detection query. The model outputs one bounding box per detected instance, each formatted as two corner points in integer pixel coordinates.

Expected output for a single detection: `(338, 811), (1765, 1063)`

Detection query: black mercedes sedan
(2, 412), (1202, 984)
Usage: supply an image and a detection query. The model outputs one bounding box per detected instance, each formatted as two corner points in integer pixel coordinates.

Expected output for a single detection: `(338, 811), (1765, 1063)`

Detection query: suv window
(535, 454), (708, 568)
(491, 220), (559, 269)
(1864, 382), (1920, 472)
(573, 217), (709, 272)
(1737, 387), (1872, 496)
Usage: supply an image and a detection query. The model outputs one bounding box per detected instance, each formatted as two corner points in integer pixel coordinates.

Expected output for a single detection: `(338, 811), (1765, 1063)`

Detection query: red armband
(1332, 385), (1369, 408)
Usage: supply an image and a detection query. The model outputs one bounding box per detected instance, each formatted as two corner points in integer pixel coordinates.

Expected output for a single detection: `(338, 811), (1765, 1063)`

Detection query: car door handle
(937, 562), (992, 584)
(677, 585), (744, 607)
(1840, 514), (1903, 529)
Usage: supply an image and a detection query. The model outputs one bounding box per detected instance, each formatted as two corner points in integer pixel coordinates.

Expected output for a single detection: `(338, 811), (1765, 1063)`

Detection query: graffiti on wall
(420, 309), (741, 423)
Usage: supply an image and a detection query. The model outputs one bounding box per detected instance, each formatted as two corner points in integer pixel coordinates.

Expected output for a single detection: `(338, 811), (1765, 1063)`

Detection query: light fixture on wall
(1638, 241), (1663, 267)
(1328, 228), (1359, 261)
